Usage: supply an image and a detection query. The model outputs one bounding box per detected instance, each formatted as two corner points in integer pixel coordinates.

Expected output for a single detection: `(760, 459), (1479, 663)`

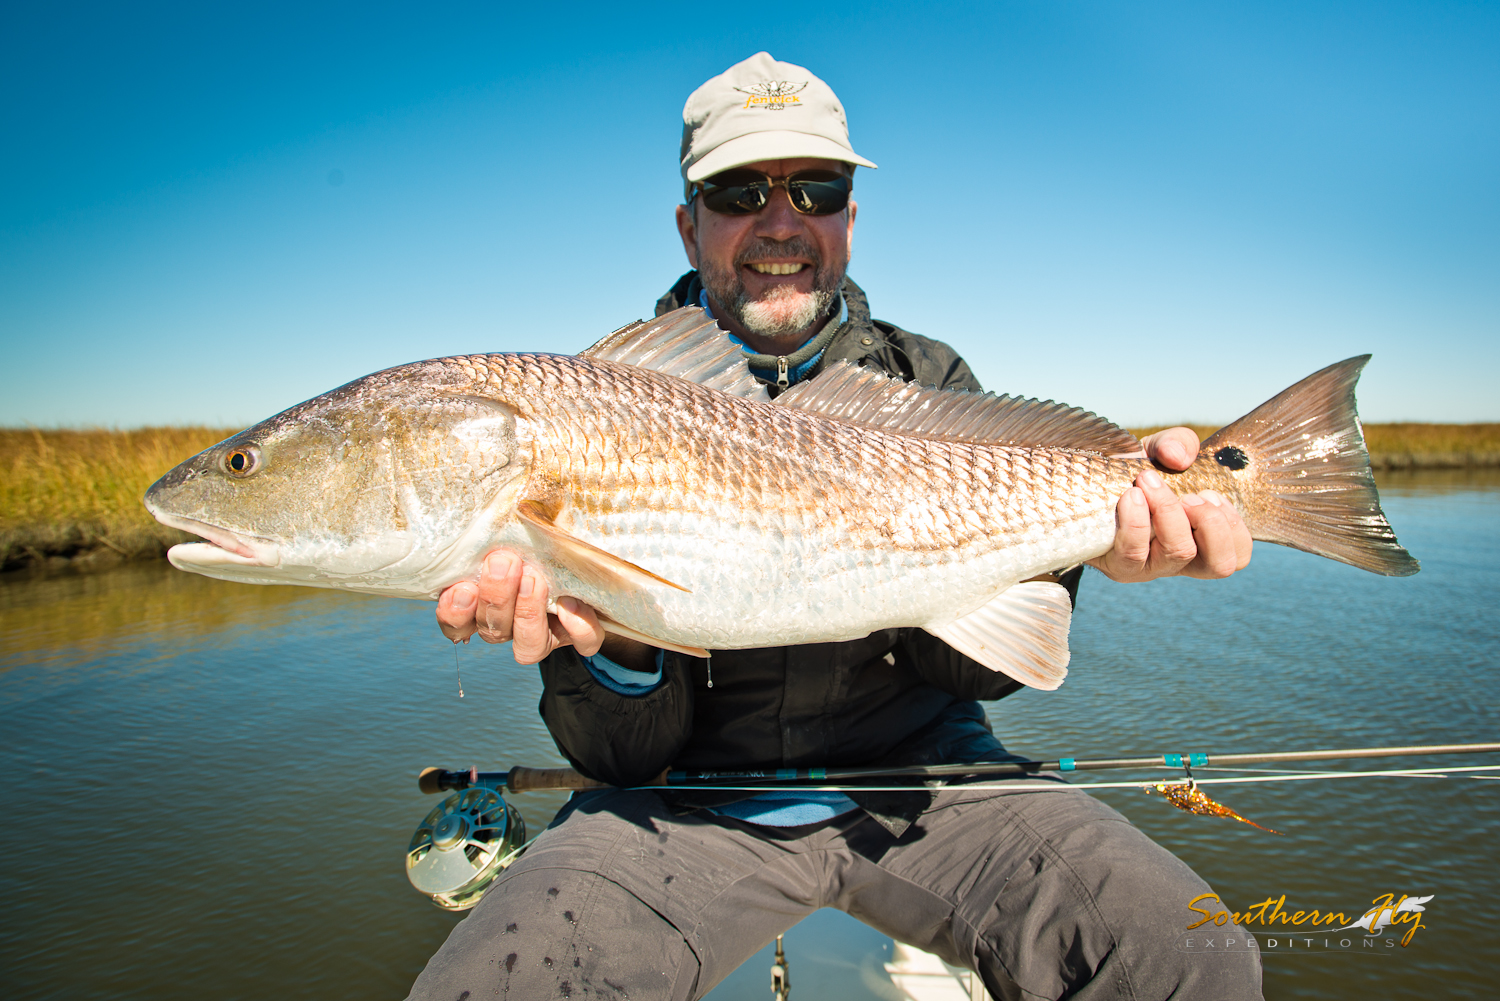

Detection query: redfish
(144, 309), (1416, 690)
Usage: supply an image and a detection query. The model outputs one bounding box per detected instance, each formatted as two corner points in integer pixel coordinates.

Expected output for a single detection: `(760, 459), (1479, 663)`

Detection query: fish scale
(522, 360), (1119, 557)
(474, 355), (1131, 649)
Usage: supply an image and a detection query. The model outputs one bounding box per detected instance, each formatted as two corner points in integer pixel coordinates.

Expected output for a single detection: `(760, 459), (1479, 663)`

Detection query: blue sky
(2, 1), (1496, 428)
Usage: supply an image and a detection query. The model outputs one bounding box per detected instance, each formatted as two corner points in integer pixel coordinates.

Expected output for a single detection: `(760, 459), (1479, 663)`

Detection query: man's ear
(845, 199), (857, 260)
(674, 203), (699, 268)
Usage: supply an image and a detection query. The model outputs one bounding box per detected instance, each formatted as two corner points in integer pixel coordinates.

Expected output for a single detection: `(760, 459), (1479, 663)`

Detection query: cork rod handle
(417, 765), (670, 794)
(505, 766), (610, 792)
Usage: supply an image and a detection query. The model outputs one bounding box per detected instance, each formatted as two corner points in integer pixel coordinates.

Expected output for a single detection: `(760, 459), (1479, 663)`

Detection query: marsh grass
(1129, 423), (1500, 468)
(1360, 422), (1500, 460)
(4, 423), (1498, 570)
(1, 427), (238, 569)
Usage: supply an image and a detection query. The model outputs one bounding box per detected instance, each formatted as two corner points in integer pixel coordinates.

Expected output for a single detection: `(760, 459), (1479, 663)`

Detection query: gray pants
(408, 786), (1263, 1001)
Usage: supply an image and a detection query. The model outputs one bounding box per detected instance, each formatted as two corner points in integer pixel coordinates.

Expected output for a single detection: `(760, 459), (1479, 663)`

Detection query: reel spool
(406, 785), (527, 911)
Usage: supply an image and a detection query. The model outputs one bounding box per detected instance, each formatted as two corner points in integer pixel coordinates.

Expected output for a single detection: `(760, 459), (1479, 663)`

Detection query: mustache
(735, 237), (822, 268)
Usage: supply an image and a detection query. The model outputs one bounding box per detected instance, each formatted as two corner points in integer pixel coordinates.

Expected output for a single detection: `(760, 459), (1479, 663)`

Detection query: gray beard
(697, 237), (844, 343)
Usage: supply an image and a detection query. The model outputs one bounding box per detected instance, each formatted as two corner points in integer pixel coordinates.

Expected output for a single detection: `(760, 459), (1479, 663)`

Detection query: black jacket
(537, 274), (1082, 834)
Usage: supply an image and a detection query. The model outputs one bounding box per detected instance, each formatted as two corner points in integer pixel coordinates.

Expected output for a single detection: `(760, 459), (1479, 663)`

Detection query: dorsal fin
(775, 361), (1142, 455)
(580, 307), (769, 401)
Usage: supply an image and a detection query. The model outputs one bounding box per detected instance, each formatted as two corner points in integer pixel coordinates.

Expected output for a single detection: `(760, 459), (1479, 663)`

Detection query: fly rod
(417, 741), (1500, 794)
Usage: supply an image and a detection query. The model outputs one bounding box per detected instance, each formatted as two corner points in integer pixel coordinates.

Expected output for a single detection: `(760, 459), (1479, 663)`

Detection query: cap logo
(734, 80), (808, 111)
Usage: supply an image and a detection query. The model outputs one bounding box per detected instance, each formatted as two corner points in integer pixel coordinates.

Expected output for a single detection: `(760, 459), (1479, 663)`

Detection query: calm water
(2, 470), (1497, 1000)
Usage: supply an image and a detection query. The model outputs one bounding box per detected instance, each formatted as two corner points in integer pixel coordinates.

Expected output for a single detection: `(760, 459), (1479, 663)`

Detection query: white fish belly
(547, 506), (1120, 649)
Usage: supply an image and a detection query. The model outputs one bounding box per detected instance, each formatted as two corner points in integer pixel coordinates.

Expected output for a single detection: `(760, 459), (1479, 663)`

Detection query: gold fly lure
(1146, 779), (1282, 835)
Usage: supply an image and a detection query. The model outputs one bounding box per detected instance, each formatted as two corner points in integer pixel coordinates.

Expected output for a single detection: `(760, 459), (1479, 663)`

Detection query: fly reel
(406, 784), (527, 911)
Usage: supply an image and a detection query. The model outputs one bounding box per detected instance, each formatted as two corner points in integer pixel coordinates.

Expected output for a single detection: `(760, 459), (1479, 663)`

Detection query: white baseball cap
(680, 52), (877, 189)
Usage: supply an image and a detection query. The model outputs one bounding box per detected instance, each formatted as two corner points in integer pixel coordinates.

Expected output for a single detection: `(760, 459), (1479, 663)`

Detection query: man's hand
(436, 550), (606, 665)
(1087, 428), (1254, 583)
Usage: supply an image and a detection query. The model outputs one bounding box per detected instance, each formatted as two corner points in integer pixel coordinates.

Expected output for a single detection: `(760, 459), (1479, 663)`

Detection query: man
(412, 53), (1260, 1000)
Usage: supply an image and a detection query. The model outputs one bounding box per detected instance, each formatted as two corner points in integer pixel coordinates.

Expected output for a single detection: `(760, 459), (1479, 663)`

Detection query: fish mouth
(147, 508), (280, 568)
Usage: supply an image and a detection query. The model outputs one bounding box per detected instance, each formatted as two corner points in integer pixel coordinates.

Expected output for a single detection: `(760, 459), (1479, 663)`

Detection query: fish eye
(224, 445), (262, 477)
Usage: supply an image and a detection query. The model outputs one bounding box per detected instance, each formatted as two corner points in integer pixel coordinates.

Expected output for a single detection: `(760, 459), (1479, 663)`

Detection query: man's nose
(751, 187), (808, 241)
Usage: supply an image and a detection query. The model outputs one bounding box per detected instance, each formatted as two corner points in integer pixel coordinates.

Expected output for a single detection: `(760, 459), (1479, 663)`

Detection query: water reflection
(0, 562), (333, 668)
(0, 474), (1496, 1001)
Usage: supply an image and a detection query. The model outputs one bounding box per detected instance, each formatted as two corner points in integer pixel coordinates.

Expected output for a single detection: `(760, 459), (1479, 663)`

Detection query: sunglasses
(692, 169), (851, 216)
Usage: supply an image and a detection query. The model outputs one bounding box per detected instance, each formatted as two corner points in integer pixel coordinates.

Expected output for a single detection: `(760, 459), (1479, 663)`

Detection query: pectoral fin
(925, 581), (1072, 691)
(517, 500), (691, 594)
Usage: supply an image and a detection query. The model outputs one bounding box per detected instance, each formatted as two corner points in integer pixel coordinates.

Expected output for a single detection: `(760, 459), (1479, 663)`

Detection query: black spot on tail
(1214, 445), (1250, 470)
(504, 954), (517, 973)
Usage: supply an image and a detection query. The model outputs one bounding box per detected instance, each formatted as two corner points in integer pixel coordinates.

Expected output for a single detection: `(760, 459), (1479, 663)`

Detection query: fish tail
(1181, 355), (1419, 576)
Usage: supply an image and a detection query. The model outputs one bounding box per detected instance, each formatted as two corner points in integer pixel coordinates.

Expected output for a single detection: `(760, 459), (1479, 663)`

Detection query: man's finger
(436, 581), (479, 643)
(1142, 428), (1201, 472)
(554, 596), (606, 658)
(1180, 495), (1239, 579)
(1213, 490), (1254, 571)
(1196, 490), (1253, 574)
(474, 551), (523, 644)
(1088, 486), (1151, 581)
(509, 565), (554, 664)
(1115, 486), (1153, 570)
(1139, 468), (1196, 571)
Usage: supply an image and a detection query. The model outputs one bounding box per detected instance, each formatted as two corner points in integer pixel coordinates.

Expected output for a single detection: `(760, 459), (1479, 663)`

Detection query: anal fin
(924, 581), (1072, 691)
(517, 500), (691, 594)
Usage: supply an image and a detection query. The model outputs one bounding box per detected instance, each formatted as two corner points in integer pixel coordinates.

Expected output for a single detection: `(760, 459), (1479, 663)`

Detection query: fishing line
(1072, 764), (1500, 789)
(1182, 774), (1374, 780)
(455, 645), (465, 699)
(406, 761), (1499, 909)
(656, 742), (1500, 785)
(418, 743), (1500, 796)
(628, 763), (1500, 794)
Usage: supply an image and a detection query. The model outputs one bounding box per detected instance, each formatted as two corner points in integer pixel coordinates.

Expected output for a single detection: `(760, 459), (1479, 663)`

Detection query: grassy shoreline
(1131, 423), (1500, 470)
(5, 423), (1499, 572)
(2, 428), (235, 572)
